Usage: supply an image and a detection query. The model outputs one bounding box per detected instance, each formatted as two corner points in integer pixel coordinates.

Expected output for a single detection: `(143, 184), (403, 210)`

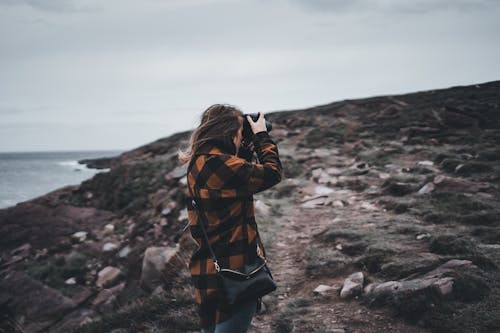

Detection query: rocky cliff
(1, 81), (500, 333)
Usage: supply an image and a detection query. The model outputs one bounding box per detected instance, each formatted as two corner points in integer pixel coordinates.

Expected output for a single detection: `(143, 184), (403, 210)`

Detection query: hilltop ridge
(1, 80), (500, 333)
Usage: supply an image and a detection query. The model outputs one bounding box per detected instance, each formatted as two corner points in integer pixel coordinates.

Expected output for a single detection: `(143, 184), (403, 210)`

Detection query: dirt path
(248, 176), (431, 332)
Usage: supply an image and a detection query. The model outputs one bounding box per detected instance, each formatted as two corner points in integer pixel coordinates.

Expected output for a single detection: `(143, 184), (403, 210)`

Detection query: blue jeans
(201, 298), (258, 333)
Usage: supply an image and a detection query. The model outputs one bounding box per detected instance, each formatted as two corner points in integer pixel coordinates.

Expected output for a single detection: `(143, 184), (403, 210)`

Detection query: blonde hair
(178, 104), (243, 164)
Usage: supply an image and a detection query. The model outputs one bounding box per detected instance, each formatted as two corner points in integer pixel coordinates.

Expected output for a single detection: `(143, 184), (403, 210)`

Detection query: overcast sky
(1, 0), (499, 152)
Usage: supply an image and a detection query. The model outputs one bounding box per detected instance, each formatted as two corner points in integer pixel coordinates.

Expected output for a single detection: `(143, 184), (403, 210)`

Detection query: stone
(96, 266), (123, 288)
(417, 182), (435, 195)
(378, 172), (391, 179)
(65, 277), (77, 285)
(92, 282), (125, 307)
(327, 167), (343, 176)
(360, 201), (378, 211)
(340, 271), (364, 299)
(102, 242), (119, 252)
(178, 208), (188, 221)
(333, 200), (345, 208)
(433, 277), (454, 296)
(1, 271), (79, 333)
(140, 246), (186, 291)
(118, 245), (131, 258)
(314, 185), (335, 195)
(417, 160), (434, 167)
(314, 284), (336, 295)
(301, 196), (327, 208)
(161, 207), (172, 216)
(104, 224), (114, 234)
(255, 200), (271, 216)
(311, 168), (333, 184)
(416, 233), (431, 240)
(72, 231), (88, 243)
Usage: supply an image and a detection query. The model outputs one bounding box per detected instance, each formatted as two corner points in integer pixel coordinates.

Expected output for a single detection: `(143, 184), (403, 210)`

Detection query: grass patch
(273, 298), (311, 333)
(73, 285), (197, 333)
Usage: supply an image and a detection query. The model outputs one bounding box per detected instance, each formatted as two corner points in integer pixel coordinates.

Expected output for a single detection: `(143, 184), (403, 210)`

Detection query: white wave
(57, 160), (88, 170)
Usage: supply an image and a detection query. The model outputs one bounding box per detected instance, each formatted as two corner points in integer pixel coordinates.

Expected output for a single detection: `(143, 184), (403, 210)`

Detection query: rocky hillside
(1, 81), (499, 333)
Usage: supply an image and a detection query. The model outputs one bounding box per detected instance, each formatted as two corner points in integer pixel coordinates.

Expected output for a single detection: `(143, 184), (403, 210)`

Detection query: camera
(242, 113), (272, 141)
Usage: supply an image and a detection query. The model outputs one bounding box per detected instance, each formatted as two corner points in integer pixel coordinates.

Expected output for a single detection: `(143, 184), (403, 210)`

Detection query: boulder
(96, 266), (123, 288)
(140, 246), (186, 292)
(340, 271), (364, 298)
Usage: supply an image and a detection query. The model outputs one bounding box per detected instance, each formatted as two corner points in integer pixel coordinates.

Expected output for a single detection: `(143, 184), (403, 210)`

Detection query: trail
(248, 154), (430, 333)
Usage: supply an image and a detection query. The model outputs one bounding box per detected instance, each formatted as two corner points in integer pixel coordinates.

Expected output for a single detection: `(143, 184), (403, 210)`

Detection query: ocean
(0, 150), (125, 209)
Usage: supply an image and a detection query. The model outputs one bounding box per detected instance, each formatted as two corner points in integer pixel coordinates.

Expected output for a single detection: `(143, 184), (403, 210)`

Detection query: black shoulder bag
(187, 181), (277, 306)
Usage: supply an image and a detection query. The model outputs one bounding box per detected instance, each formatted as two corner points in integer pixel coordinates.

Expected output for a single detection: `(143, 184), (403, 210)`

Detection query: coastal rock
(102, 242), (119, 252)
(340, 271), (364, 299)
(313, 284), (337, 295)
(96, 266), (123, 288)
(104, 224), (115, 234)
(71, 231), (88, 243)
(140, 246), (185, 292)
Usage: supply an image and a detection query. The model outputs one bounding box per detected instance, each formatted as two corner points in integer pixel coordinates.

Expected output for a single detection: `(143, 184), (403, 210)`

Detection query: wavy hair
(178, 104), (244, 164)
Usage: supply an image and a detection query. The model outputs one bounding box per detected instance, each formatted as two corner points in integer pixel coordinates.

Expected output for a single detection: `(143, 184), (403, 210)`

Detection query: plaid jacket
(186, 131), (282, 329)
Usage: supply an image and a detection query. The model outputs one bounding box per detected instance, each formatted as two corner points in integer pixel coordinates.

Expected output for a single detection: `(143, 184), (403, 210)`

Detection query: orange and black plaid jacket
(186, 131), (282, 329)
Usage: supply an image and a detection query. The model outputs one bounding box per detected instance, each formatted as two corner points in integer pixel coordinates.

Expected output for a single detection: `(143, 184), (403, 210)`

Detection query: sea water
(0, 150), (124, 209)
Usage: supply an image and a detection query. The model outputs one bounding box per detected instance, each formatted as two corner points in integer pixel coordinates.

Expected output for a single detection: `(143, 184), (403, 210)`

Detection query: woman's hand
(246, 112), (267, 134)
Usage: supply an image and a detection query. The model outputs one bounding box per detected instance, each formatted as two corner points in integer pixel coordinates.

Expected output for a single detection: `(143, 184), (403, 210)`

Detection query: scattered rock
(92, 282), (125, 308)
(255, 200), (271, 216)
(417, 160), (434, 167)
(314, 185), (335, 195)
(102, 242), (119, 252)
(332, 200), (345, 208)
(416, 233), (431, 240)
(340, 271), (364, 299)
(178, 208), (188, 221)
(65, 277), (77, 285)
(96, 266), (123, 288)
(301, 196), (327, 208)
(104, 224), (115, 234)
(140, 246), (186, 291)
(360, 201), (378, 211)
(161, 207), (172, 216)
(118, 245), (131, 258)
(71, 231), (88, 243)
(417, 182), (435, 195)
(313, 284), (336, 295)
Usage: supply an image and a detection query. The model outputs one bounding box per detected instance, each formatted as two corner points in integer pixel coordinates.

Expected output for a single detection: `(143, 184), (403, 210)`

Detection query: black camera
(242, 113), (272, 141)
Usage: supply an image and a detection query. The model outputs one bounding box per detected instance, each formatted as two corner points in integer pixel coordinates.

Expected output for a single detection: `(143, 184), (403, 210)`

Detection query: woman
(179, 104), (282, 333)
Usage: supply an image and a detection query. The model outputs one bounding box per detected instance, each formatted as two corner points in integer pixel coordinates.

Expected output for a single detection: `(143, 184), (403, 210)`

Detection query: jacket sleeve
(224, 131), (282, 195)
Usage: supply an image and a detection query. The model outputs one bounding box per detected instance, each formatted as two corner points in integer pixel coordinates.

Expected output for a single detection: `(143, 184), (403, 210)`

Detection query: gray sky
(1, 0), (499, 152)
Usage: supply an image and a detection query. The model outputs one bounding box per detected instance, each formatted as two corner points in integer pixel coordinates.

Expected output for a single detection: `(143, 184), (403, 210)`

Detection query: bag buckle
(214, 260), (221, 272)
